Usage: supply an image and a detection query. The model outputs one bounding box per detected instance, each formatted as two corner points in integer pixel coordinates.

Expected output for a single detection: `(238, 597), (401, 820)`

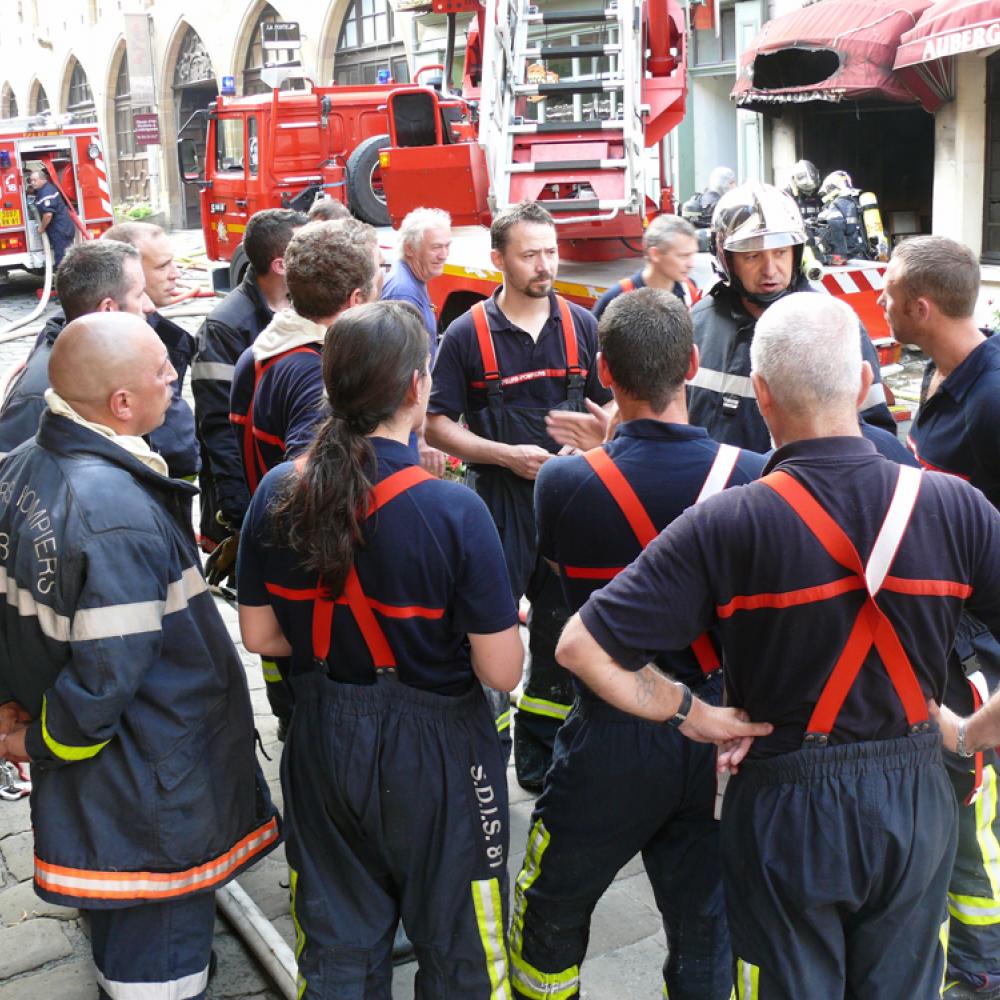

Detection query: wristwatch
(666, 683), (693, 729)
(956, 719), (975, 758)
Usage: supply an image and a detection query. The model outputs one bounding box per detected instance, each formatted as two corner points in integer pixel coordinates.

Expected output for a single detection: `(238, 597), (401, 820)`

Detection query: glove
(205, 532), (240, 587)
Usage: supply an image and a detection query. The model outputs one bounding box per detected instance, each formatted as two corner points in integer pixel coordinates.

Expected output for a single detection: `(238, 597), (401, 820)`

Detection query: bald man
(0, 313), (280, 999)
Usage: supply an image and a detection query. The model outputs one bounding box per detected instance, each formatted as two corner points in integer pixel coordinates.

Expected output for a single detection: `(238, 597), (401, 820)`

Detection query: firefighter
(783, 158), (823, 225)
(509, 288), (766, 1000)
(0, 312), (280, 998)
(815, 169), (869, 264)
(228, 218), (382, 741)
(557, 290), (1000, 999)
(687, 181), (895, 453)
(27, 168), (75, 267)
(191, 208), (306, 555)
(103, 222), (199, 482)
(236, 300), (523, 997)
(880, 235), (1000, 1000)
(591, 214), (700, 319)
(425, 200), (612, 790)
(0, 240), (153, 458)
(681, 165), (736, 231)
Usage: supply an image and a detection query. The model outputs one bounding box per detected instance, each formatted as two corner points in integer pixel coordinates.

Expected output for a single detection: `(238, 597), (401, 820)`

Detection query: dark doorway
(175, 84), (218, 229)
(172, 25), (218, 230)
(801, 102), (935, 243)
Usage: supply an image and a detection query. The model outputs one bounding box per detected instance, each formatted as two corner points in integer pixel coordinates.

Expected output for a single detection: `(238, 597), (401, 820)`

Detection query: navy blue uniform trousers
(282, 671), (512, 999)
(721, 733), (957, 999)
(89, 893), (216, 1000)
(510, 673), (730, 1000)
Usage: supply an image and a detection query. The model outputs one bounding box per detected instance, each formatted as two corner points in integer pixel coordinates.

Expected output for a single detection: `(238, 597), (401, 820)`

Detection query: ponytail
(271, 300), (429, 595)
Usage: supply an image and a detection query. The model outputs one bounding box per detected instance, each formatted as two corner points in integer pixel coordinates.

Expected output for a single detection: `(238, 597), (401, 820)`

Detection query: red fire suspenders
(468, 297), (583, 390)
(310, 465), (437, 671)
(229, 346), (318, 494)
(618, 278), (635, 294)
(564, 443), (741, 676)
(762, 465), (930, 742)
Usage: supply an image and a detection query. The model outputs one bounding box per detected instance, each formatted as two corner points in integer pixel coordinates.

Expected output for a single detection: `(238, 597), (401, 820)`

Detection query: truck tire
(229, 243), (250, 290)
(347, 134), (391, 227)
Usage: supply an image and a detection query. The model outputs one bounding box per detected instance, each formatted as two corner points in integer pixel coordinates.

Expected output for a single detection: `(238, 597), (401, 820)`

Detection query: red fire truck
(181, 0), (899, 365)
(0, 114), (113, 279)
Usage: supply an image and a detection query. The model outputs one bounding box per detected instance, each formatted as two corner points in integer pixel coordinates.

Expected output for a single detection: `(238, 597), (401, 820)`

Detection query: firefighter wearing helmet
(816, 169), (869, 264)
(784, 158), (823, 225)
(685, 181), (895, 453)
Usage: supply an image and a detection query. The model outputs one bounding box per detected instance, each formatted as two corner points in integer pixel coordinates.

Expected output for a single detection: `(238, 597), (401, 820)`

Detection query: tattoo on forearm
(635, 667), (656, 708)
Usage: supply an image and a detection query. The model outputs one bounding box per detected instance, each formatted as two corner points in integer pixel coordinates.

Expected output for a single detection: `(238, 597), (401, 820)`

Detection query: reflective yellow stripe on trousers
(736, 958), (760, 999)
(472, 877), (512, 999)
(949, 765), (1000, 926)
(517, 696), (571, 722)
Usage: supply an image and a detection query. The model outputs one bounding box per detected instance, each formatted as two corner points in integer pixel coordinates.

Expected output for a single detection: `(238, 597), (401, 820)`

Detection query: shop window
(983, 52), (1000, 262)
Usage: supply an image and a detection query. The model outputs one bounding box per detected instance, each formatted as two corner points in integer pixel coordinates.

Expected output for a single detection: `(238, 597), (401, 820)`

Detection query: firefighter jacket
(0, 314), (65, 458)
(146, 311), (199, 480)
(687, 276), (895, 452)
(0, 410), (280, 909)
(229, 308), (326, 495)
(192, 271), (274, 527)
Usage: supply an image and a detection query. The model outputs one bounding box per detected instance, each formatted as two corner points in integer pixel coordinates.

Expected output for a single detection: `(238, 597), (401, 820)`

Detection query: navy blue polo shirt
(579, 435), (1000, 758)
(229, 344), (324, 490)
(237, 437), (519, 695)
(591, 270), (690, 320)
(428, 290), (611, 424)
(908, 334), (1000, 509)
(535, 419), (766, 686)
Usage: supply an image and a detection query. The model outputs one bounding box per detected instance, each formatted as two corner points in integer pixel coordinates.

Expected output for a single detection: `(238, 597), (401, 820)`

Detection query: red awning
(895, 0), (1000, 68)
(732, 0), (934, 110)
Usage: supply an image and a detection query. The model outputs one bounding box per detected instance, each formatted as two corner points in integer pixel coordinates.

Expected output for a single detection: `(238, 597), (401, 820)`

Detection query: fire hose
(0, 230), (54, 342)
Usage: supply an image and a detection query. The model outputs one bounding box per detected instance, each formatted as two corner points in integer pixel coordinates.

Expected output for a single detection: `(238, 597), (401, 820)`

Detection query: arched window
(334, 0), (409, 86)
(66, 60), (96, 122)
(114, 54), (151, 203)
(1, 84), (17, 119)
(243, 4), (297, 95)
(31, 82), (49, 115)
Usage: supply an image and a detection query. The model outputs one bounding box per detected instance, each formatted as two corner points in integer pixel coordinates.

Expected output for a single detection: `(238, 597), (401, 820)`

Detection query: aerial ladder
(379, 0), (687, 260)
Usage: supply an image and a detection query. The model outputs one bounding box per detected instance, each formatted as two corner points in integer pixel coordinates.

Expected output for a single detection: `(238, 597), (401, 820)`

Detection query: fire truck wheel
(346, 134), (391, 227)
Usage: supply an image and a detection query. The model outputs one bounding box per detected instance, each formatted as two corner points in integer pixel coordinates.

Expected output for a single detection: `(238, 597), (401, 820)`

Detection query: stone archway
(168, 24), (219, 229)
(29, 80), (50, 116)
(63, 57), (97, 123)
(1, 84), (18, 120)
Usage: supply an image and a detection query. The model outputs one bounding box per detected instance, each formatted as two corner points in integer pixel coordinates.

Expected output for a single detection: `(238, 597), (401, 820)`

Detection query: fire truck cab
(0, 114), (113, 279)
(179, 84), (409, 286)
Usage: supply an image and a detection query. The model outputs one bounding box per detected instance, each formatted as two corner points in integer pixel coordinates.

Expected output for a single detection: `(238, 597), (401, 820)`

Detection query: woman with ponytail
(237, 300), (523, 998)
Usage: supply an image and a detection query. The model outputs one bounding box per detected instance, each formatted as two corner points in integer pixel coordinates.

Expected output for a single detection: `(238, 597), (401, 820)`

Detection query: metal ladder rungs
(513, 80), (625, 97)
(507, 158), (627, 173)
(523, 43), (621, 60)
(508, 119), (624, 134)
(525, 7), (618, 25)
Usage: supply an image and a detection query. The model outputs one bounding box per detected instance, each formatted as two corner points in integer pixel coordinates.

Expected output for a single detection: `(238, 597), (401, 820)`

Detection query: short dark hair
(55, 240), (141, 321)
(307, 198), (351, 222)
(243, 208), (308, 276)
(598, 288), (691, 411)
(490, 200), (555, 252)
(891, 236), (979, 319)
(285, 219), (377, 320)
